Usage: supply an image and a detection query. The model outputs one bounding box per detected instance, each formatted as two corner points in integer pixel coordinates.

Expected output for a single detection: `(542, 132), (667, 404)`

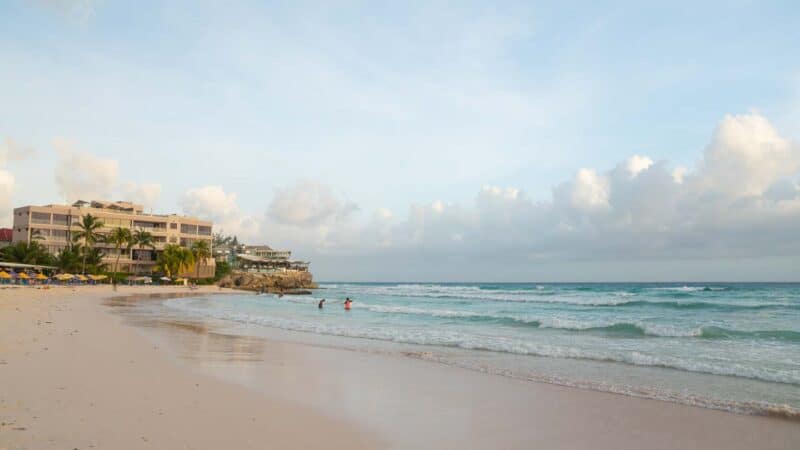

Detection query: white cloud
(268, 181), (356, 227)
(180, 185), (238, 220)
(554, 168), (610, 211)
(180, 185), (261, 241)
(672, 166), (687, 184)
(695, 113), (800, 197)
(254, 113), (800, 278)
(0, 137), (36, 162)
(121, 182), (162, 209)
(53, 139), (119, 202)
(0, 169), (14, 221)
(52, 139), (162, 207)
(625, 154), (654, 176)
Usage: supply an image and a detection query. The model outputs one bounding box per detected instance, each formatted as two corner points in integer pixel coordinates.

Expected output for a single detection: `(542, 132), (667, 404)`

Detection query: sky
(2, 0), (800, 281)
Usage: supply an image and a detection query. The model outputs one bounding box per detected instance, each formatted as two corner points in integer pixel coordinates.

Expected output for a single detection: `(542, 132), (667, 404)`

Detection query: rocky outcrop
(218, 270), (318, 294)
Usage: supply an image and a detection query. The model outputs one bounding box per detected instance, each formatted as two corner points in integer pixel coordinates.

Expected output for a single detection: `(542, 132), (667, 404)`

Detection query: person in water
(344, 297), (352, 310)
(318, 298), (326, 309)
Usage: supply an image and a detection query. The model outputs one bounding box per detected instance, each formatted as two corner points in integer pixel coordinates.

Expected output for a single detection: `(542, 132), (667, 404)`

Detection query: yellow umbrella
(55, 273), (74, 281)
(0, 271), (11, 279)
(36, 273), (48, 280)
(18, 272), (29, 279)
(76, 275), (89, 282)
(89, 274), (108, 281)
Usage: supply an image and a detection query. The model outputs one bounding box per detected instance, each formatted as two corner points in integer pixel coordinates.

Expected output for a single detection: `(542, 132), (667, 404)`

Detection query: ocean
(161, 282), (800, 417)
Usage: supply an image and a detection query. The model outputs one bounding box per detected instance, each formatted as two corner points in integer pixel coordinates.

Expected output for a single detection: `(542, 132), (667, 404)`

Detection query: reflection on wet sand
(106, 292), (264, 363)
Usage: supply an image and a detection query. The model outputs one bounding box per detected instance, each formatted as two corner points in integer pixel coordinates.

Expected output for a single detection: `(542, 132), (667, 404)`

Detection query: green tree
(72, 214), (104, 275)
(83, 246), (107, 274)
(55, 246), (81, 273)
(190, 240), (211, 280)
(107, 227), (132, 283)
(0, 241), (54, 265)
(156, 244), (195, 278)
(130, 229), (155, 274)
(214, 260), (232, 281)
(212, 232), (239, 247)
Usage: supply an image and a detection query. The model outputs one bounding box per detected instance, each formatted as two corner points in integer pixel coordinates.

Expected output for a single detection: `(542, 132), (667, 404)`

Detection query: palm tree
(176, 246), (195, 282)
(107, 227), (132, 284)
(156, 244), (195, 279)
(72, 214), (104, 275)
(130, 229), (155, 274)
(84, 247), (107, 274)
(55, 246), (81, 273)
(0, 241), (54, 265)
(191, 240), (211, 280)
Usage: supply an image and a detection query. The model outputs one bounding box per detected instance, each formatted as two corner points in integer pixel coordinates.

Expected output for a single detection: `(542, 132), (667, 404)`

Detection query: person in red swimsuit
(344, 297), (353, 310)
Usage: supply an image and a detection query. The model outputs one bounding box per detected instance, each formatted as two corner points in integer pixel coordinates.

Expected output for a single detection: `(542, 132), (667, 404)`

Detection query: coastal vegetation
(72, 214), (104, 275)
(215, 261), (232, 280)
(107, 227), (133, 283)
(191, 239), (211, 280)
(155, 244), (195, 278)
(55, 245), (106, 274)
(0, 240), (54, 266)
(131, 228), (155, 274)
(213, 232), (239, 247)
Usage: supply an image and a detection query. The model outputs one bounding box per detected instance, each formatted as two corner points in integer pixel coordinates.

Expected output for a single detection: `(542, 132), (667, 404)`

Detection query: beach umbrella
(18, 272), (29, 279)
(89, 274), (108, 281)
(55, 273), (74, 281)
(76, 275), (88, 282)
(160, 276), (171, 281)
(35, 273), (48, 280)
(0, 271), (11, 279)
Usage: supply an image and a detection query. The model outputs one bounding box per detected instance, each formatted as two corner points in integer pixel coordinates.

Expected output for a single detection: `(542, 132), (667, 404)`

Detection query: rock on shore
(218, 270), (318, 294)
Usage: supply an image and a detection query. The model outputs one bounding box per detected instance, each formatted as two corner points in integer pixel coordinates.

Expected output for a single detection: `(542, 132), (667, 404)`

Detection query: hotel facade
(11, 200), (215, 277)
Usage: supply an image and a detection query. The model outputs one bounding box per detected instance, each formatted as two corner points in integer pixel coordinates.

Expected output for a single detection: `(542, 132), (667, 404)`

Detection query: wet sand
(0, 285), (381, 449)
(1, 286), (799, 449)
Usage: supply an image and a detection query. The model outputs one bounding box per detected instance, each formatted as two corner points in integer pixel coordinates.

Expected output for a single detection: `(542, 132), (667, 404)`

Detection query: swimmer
(344, 297), (352, 311)
(318, 298), (326, 309)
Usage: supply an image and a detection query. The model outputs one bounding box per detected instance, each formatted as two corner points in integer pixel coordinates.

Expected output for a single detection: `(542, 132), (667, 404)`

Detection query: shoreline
(2, 286), (799, 449)
(0, 285), (381, 449)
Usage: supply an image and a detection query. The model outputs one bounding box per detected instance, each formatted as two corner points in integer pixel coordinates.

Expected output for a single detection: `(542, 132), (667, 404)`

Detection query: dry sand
(1, 285), (798, 449)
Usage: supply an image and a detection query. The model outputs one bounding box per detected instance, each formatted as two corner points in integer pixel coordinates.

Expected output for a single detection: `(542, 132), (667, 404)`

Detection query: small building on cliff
(214, 243), (309, 274)
(235, 254), (310, 273)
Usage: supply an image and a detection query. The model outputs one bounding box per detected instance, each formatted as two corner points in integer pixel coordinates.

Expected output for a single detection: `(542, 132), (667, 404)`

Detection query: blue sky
(2, 1), (800, 280)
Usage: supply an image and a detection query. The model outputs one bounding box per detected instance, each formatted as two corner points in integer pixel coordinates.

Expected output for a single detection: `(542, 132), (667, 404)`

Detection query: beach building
(213, 243), (309, 273)
(0, 228), (11, 248)
(11, 200), (215, 277)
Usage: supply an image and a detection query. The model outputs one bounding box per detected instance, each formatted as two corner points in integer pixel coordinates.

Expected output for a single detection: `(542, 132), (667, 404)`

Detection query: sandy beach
(1, 286), (798, 449)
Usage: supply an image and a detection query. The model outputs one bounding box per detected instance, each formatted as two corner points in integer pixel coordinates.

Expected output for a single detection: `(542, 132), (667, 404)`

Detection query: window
(170, 223), (178, 229)
(31, 212), (50, 224)
(53, 214), (69, 226)
(198, 225), (212, 236)
(180, 224), (197, 234)
(32, 228), (50, 238)
(52, 230), (68, 242)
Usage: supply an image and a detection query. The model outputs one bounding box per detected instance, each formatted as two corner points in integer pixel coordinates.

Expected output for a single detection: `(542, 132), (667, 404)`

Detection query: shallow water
(161, 282), (800, 417)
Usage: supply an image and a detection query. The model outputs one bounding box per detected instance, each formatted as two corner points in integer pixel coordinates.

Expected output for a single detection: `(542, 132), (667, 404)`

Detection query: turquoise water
(163, 282), (800, 416)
